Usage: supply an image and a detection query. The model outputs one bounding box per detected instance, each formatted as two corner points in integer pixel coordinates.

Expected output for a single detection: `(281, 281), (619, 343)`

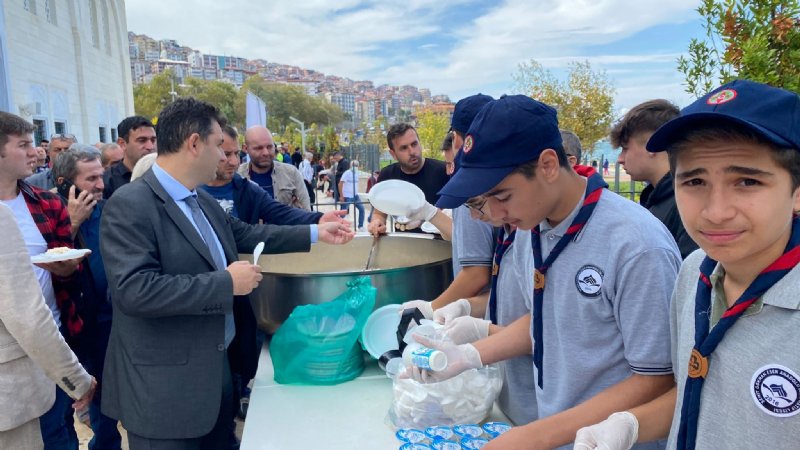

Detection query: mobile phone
(57, 179), (81, 199)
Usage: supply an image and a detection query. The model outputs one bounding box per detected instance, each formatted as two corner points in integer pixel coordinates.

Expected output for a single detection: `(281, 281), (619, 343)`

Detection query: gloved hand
(407, 202), (438, 222)
(443, 316), (490, 344)
(573, 412), (639, 450)
(433, 298), (471, 324)
(404, 335), (482, 383)
(398, 299), (434, 320)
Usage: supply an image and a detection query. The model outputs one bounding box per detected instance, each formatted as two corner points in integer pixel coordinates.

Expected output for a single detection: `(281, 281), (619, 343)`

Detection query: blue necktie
(184, 195), (235, 348)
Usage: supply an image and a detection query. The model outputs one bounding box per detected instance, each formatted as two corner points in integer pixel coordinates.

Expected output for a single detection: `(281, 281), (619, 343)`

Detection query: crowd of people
(0, 97), (355, 450)
(1, 78), (799, 450)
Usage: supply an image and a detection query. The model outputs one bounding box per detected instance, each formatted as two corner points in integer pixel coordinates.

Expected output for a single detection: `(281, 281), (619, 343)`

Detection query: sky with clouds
(125, 0), (705, 114)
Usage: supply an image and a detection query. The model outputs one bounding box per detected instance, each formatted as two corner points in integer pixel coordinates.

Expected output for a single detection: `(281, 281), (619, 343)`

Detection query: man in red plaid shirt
(0, 112), (86, 449)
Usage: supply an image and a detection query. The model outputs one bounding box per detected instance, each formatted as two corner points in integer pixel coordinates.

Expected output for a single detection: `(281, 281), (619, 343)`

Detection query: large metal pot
(241, 233), (453, 333)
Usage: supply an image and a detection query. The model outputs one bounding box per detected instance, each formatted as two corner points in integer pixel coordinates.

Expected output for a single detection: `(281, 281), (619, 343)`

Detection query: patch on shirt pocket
(751, 364), (800, 417)
(575, 265), (603, 297)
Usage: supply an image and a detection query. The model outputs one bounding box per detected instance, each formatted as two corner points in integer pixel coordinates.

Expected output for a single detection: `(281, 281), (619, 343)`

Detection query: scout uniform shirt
(534, 190), (680, 450)
(668, 250), (800, 449)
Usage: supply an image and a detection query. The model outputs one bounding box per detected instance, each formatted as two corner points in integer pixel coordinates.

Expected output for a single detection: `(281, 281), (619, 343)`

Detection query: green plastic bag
(271, 277), (377, 385)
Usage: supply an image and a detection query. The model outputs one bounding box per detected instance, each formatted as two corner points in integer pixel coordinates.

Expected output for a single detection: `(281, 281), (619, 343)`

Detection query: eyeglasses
(50, 133), (76, 141)
(464, 196), (488, 217)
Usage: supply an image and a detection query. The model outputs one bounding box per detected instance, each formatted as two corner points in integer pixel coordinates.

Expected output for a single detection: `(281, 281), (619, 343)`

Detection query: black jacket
(640, 172), (697, 259)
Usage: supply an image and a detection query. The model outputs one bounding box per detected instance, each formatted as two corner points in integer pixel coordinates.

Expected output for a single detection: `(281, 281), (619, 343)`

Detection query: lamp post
(289, 116), (306, 153)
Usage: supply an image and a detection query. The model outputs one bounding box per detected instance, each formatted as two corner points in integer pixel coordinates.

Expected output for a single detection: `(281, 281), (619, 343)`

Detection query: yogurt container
(397, 428), (428, 444)
(425, 426), (454, 441)
(431, 439), (461, 450)
(452, 424), (484, 439)
(400, 444), (432, 450)
(460, 437), (489, 449)
(482, 421), (512, 438)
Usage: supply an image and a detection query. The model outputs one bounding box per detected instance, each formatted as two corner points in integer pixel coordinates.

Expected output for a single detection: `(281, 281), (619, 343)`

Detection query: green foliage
(362, 117), (389, 148)
(512, 60), (616, 155)
(181, 78), (241, 125)
(678, 0), (800, 96)
(132, 71), (177, 120)
(415, 110), (451, 161)
(323, 126), (340, 155)
(134, 73), (348, 145)
(133, 71), (242, 124)
(236, 78), (345, 132)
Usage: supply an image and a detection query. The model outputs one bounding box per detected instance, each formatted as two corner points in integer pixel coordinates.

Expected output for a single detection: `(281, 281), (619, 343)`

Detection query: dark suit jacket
(99, 169), (310, 439)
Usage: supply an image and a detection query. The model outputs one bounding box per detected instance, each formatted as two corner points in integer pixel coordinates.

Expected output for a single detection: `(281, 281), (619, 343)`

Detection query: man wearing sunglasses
(25, 133), (76, 190)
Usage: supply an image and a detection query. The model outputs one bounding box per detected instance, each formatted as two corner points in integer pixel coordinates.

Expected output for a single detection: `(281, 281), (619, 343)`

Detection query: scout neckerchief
(531, 172), (607, 388)
(677, 216), (800, 449)
(488, 226), (517, 324)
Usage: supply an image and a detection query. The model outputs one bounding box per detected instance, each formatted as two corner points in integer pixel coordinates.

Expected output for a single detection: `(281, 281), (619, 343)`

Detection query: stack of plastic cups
(396, 422), (512, 450)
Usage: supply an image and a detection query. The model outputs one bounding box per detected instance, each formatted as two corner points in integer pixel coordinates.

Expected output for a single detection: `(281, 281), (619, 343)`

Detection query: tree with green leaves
(513, 60), (615, 155)
(678, 0), (800, 96)
(134, 71), (242, 124)
(415, 110), (450, 161)
(132, 71), (177, 120)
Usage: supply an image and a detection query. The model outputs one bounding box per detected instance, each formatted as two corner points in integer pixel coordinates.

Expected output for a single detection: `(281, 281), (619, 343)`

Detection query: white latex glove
(573, 412), (639, 450)
(407, 202), (438, 222)
(443, 316), (490, 344)
(433, 298), (471, 324)
(398, 299), (434, 320)
(405, 335), (482, 383)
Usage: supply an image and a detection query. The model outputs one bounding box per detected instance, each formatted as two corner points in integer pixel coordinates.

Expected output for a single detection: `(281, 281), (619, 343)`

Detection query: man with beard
(53, 145), (122, 449)
(367, 123), (450, 235)
(203, 125), (345, 226)
(103, 116), (156, 198)
(238, 126), (310, 211)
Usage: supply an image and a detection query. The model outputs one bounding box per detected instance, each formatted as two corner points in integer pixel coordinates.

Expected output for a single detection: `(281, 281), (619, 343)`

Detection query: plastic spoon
(252, 241), (265, 266)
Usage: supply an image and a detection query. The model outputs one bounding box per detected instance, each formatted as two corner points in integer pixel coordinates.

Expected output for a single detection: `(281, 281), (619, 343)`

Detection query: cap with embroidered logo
(436, 95), (562, 208)
(647, 79), (800, 152)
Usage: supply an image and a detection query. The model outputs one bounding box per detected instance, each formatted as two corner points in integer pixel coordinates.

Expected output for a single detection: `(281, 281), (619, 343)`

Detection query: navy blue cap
(647, 79), (800, 152)
(450, 94), (494, 134)
(436, 95), (562, 208)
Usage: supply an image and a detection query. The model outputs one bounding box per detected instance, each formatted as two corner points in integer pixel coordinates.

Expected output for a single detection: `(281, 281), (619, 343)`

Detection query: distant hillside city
(128, 32), (456, 125)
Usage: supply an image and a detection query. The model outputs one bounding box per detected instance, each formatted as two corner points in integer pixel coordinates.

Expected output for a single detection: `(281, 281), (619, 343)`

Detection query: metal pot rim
(260, 258), (449, 278)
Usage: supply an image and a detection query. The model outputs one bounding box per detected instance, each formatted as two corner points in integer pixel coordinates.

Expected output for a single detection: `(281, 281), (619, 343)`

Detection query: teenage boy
(411, 95), (680, 450)
(611, 100), (697, 258)
(574, 80), (800, 450)
(399, 94), (494, 318)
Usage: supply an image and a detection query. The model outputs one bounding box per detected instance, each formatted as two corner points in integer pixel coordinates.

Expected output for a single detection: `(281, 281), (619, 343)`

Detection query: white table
(240, 342), (509, 450)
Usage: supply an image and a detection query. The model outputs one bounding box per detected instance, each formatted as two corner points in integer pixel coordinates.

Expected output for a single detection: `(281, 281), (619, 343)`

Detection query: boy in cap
(409, 95), (680, 449)
(575, 80), (800, 450)
(399, 94), (495, 320)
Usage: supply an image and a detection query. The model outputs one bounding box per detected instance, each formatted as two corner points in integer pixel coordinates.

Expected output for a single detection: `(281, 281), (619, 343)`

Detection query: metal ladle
(363, 235), (379, 271)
